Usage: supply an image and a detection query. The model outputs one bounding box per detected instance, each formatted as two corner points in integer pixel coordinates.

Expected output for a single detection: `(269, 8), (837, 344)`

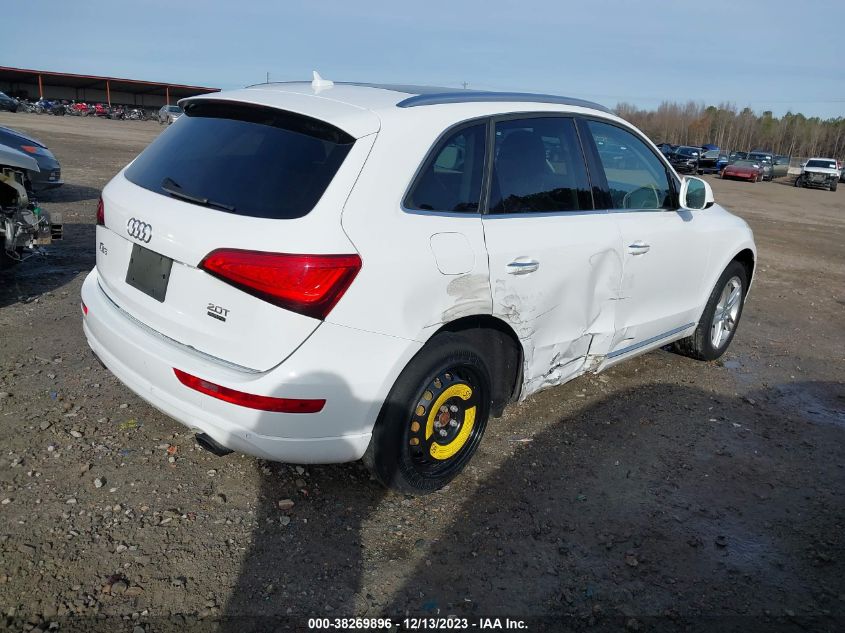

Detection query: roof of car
(182, 81), (613, 138)
(246, 81), (611, 111)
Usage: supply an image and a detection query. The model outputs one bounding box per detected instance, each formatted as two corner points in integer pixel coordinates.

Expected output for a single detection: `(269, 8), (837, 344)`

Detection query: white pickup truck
(795, 157), (840, 191)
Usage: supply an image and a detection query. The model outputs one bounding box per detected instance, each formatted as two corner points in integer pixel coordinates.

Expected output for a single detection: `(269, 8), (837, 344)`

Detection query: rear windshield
(124, 101), (355, 219)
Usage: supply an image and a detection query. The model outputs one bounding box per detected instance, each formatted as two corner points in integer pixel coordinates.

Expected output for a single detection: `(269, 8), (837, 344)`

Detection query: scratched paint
(439, 273), (492, 323)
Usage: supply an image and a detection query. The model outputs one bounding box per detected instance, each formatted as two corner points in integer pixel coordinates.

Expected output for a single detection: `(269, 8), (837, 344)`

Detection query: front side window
(404, 123), (486, 212)
(489, 117), (592, 213)
(586, 120), (673, 210)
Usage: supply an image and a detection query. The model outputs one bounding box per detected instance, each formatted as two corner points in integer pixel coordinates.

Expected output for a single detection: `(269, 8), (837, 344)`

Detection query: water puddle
(772, 382), (845, 428)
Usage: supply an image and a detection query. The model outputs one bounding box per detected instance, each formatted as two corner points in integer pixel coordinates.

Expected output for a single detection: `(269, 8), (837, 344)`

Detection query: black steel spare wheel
(365, 333), (492, 494)
(406, 367), (485, 478)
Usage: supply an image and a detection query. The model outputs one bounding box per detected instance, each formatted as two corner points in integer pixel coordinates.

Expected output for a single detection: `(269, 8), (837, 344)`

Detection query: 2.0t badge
(126, 218), (152, 243)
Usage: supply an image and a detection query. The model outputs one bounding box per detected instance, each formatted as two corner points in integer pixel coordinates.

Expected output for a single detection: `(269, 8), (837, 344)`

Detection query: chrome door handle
(628, 241), (650, 255)
(507, 259), (540, 274)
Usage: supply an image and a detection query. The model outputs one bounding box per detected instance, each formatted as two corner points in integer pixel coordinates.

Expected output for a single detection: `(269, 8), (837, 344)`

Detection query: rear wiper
(161, 177), (236, 212)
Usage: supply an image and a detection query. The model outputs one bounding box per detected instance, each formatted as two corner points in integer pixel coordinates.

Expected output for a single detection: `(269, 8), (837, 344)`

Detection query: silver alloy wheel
(711, 276), (742, 349)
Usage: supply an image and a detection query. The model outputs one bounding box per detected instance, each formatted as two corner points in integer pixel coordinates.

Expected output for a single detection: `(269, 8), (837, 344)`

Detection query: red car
(67, 101), (93, 116)
(721, 159), (762, 182)
(93, 103), (110, 117)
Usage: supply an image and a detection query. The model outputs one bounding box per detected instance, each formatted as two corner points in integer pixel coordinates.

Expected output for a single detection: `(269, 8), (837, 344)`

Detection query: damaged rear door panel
(481, 115), (624, 398)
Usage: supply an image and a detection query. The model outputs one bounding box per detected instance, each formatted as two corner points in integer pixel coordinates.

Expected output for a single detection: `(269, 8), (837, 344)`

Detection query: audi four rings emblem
(126, 218), (152, 243)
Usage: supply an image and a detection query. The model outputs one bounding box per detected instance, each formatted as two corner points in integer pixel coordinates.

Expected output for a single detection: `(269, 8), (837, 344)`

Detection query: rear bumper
(81, 268), (421, 463)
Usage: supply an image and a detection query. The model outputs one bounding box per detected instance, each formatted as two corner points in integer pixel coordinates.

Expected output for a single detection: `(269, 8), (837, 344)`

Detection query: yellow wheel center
(425, 383), (476, 460)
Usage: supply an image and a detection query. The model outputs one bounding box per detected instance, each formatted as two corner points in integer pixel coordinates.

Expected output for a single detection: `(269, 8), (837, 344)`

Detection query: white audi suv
(81, 75), (756, 493)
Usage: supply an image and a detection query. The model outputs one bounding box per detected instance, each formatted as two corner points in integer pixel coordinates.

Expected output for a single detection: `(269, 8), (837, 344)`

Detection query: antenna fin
(311, 71), (334, 91)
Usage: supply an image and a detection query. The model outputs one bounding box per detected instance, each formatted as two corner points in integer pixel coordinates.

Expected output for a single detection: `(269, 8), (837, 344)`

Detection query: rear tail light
(199, 249), (361, 320)
(81, 301), (88, 316)
(20, 145), (39, 154)
(173, 368), (325, 413)
(96, 197), (105, 226)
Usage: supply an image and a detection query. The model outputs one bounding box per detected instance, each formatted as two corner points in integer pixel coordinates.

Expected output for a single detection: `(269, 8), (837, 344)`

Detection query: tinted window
(489, 117), (591, 213)
(405, 123), (486, 212)
(587, 120), (673, 210)
(124, 101), (354, 220)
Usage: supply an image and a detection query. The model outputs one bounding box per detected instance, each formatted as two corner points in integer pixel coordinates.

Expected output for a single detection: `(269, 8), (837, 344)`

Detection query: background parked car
(0, 126), (63, 191)
(157, 104), (183, 125)
(795, 158), (839, 191)
(668, 145), (700, 173)
(93, 103), (111, 118)
(772, 155), (791, 179)
(66, 101), (93, 116)
(654, 142), (677, 157)
(721, 159), (763, 182)
(698, 149), (728, 174)
(0, 91), (19, 113)
(748, 152), (774, 181)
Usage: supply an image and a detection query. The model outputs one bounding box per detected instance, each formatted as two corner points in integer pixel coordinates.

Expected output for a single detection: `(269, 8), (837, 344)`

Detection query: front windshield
(678, 147), (699, 156)
(806, 159), (837, 169)
(732, 160), (758, 168)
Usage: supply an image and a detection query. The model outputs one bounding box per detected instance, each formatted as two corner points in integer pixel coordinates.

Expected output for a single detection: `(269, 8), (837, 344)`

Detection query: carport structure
(0, 66), (219, 108)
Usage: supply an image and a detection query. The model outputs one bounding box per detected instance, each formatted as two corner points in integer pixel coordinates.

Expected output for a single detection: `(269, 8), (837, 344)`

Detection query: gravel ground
(0, 112), (843, 633)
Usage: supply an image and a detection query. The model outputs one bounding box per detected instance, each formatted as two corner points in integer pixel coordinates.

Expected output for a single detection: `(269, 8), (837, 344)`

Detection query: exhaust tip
(195, 432), (233, 457)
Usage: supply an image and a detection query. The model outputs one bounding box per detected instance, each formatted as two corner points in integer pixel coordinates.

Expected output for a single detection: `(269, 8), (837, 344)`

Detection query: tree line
(615, 101), (845, 159)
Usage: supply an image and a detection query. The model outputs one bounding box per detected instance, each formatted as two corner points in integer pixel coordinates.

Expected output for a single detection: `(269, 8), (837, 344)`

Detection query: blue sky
(3, 0), (843, 118)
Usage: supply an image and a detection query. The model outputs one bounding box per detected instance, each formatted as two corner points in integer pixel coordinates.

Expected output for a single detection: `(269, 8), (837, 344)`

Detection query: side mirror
(679, 176), (714, 210)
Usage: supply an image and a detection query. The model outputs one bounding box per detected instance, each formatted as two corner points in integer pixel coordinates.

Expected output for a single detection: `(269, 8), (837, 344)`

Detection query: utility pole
(266, 71), (270, 84)
(461, 81), (468, 90)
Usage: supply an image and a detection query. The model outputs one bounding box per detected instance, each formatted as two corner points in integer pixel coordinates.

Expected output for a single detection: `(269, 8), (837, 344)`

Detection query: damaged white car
(1, 145), (62, 268)
(81, 76), (756, 493)
(795, 157), (840, 191)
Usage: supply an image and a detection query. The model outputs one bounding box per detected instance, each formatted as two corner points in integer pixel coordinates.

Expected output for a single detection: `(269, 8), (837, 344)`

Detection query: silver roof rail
(395, 90), (611, 113)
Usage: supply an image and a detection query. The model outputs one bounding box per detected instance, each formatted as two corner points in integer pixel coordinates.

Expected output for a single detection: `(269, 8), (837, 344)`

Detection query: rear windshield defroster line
(124, 101), (355, 220)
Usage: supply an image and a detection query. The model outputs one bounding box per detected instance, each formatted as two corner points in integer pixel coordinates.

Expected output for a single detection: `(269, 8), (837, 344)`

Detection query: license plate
(125, 244), (172, 302)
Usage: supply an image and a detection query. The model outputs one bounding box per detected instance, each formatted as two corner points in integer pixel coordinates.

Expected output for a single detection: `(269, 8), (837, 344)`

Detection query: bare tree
(614, 101), (844, 158)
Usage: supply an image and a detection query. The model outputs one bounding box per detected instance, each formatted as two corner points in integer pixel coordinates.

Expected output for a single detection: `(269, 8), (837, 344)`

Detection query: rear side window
(124, 101), (354, 220)
(404, 123), (486, 212)
(489, 117), (592, 213)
